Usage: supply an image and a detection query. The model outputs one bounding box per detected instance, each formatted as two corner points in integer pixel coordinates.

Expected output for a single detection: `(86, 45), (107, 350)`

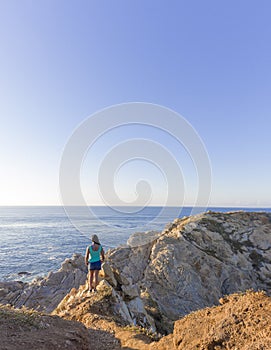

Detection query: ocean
(0, 206), (270, 282)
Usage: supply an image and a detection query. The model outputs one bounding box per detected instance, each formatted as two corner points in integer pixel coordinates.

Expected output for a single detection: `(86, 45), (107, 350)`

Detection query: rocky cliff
(104, 211), (271, 333)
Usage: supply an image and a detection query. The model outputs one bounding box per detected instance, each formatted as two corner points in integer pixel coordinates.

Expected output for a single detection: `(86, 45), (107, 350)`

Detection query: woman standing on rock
(85, 234), (105, 293)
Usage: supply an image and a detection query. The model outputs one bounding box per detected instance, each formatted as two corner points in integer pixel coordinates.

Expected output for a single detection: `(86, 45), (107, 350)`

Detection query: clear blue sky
(0, 0), (270, 207)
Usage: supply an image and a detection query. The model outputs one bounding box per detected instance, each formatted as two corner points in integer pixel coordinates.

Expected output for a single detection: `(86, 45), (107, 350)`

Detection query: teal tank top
(88, 245), (102, 263)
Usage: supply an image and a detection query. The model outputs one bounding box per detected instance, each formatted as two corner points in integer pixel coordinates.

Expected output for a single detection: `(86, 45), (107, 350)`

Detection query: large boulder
(105, 211), (271, 334)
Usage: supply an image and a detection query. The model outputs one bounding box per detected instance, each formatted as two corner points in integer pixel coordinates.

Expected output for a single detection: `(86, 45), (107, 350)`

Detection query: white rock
(106, 211), (271, 334)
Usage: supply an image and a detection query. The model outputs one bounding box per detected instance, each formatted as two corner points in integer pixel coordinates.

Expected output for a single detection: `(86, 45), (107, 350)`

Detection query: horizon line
(0, 205), (271, 209)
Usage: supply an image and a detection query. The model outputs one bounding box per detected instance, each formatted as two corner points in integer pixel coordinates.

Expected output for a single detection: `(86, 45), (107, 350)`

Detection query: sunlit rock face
(106, 211), (271, 333)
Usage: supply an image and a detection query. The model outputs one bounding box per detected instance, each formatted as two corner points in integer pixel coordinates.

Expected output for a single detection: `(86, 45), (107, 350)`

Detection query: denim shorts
(88, 261), (102, 271)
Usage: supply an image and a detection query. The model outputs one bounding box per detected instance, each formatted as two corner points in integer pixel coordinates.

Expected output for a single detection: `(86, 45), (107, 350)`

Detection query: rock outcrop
(105, 211), (271, 333)
(0, 254), (87, 313)
(52, 280), (152, 350)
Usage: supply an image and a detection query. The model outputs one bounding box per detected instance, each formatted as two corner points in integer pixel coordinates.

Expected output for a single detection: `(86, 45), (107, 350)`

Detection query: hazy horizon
(1, 205), (271, 209)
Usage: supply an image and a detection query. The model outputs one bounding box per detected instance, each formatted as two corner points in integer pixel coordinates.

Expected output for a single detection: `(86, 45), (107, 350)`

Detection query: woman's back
(88, 244), (102, 262)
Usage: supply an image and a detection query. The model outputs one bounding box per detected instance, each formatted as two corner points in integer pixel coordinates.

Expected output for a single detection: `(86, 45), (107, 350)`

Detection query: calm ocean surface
(0, 206), (270, 282)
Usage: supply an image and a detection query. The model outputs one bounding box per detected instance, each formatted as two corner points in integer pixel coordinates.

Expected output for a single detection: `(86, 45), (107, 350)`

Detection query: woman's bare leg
(93, 270), (99, 290)
(88, 270), (94, 291)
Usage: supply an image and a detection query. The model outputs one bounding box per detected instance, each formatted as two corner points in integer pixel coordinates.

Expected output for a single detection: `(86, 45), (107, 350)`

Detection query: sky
(0, 0), (270, 207)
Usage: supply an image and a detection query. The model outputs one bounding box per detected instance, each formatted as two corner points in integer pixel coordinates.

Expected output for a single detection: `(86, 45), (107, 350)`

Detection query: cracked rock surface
(106, 211), (271, 334)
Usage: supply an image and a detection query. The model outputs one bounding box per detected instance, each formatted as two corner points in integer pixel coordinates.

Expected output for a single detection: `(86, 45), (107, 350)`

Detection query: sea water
(0, 206), (270, 282)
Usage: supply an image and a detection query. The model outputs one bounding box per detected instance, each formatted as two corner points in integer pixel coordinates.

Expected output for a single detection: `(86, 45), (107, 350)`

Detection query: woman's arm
(101, 248), (105, 262)
(85, 247), (89, 266)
